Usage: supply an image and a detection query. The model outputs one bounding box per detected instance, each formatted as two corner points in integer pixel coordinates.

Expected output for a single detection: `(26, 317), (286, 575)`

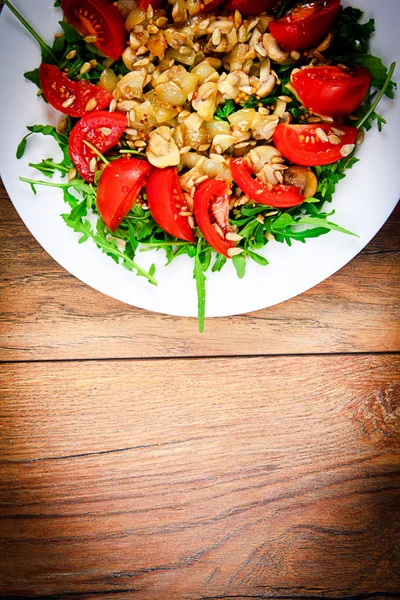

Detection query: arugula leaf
(17, 124), (72, 169)
(59, 20), (81, 44)
(212, 254), (227, 273)
(297, 216), (358, 237)
(247, 251), (269, 266)
(29, 158), (70, 177)
(214, 100), (236, 122)
(194, 239), (207, 333)
(356, 62), (397, 129)
(329, 6), (375, 56)
(232, 253), (246, 278)
(24, 68), (41, 90)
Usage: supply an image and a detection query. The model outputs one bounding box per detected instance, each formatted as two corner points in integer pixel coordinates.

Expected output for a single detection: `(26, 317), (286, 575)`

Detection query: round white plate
(0, 0), (399, 318)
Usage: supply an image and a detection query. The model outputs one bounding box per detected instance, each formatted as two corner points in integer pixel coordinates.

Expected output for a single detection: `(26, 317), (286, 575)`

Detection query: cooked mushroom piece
(283, 166), (318, 198)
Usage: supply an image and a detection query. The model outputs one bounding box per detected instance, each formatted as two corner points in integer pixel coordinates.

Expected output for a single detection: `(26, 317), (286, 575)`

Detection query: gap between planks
(0, 349), (399, 366)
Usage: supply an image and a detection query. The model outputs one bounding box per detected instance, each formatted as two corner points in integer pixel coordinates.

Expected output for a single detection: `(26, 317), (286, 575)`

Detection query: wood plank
(1, 185), (399, 361)
(0, 354), (399, 598)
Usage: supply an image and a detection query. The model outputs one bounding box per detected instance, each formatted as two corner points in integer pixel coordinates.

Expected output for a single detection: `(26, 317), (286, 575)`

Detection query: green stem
(4, 0), (58, 64)
(83, 140), (110, 165)
(89, 233), (158, 285)
(357, 62), (396, 129)
(20, 177), (75, 189)
(119, 149), (147, 158)
(140, 241), (193, 248)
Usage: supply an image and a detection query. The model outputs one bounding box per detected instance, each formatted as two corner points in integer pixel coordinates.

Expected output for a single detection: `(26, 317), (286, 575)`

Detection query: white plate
(0, 0), (399, 318)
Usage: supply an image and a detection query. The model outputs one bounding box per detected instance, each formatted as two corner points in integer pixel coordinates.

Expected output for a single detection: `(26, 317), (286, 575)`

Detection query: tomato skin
(69, 111), (127, 182)
(273, 123), (358, 166)
(97, 158), (151, 231)
(137, 0), (164, 9)
(291, 65), (371, 118)
(39, 64), (113, 117)
(61, 0), (126, 60)
(225, 0), (278, 16)
(201, 0), (226, 12)
(194, 179), (235, 258)
(269, 0), (341, 51)
(231, 158), (304, 208)
(146, 168), (195, 243)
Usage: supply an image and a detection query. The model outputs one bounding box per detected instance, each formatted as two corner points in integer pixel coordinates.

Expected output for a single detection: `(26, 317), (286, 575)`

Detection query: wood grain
(0, 354), (399, 599)
(1, 183), (399, 361)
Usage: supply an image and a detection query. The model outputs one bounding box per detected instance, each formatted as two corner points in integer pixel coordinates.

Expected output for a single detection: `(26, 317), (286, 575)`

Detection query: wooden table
(1, 165), (400, 600)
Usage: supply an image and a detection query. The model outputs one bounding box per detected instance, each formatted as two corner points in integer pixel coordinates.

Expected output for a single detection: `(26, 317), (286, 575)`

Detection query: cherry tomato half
(273, 123), (358, 166)
(97, 157), (152, 231)
(137, 0), (164, 9)
(231, 158), (304, 208)
(225, 0), (279, 16)
(269, 0), (341, 51)
(201, 0), (226, 12)
(194, 179), (235, 258)
(291, 65), (371, 118)
(39, 64), (113, 117)
(69, 111), (128, 182)
(61, 0), (126, 61)
(146, 168), (195, 242)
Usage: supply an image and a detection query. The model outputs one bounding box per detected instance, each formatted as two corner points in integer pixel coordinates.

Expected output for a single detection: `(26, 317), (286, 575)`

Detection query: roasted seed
(340, 144), (355, 157)
(315, 127), (329, 142)
(68, 168), (77, 182)
(212, 28), (222, 46)
(56, 118), (68, 134)
(85, 98), (97, 111)
(213, 223), (225, 238)
(62, 96), (76, 109)
(227, 247), (244, 257)
(84, 35), (98, 44)
(226, 232), (243, 241)
(80, 62), (92, 75)
(89, 157), (97, 173)
(66, 49), (77, 60)
(328, 134), (341, 145)
(356, 129), (365, 145)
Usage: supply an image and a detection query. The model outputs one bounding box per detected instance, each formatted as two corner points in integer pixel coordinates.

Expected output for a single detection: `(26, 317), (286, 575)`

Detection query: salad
(6, 0), (396, 330)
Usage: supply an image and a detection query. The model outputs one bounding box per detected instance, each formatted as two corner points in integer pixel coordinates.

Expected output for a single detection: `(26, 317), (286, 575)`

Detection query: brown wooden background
(1, 179), (400, 600)
(0, 0), (399, 595)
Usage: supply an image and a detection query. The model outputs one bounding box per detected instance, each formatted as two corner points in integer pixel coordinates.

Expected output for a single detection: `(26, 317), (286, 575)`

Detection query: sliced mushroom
(147, 126), (180, 168)
(283, 166), (318, 198)
(262, 33), (289, 63)
(251, 113), (279, 141)
(257, 58), (277, 97)
(192, 82), (218, 121)
(211, 134), (237, 154)
(246, 145), (283, 172)
(116, 71), (146, 100)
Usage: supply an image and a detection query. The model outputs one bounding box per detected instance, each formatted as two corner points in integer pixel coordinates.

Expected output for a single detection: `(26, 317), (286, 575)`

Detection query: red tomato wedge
(225, 0), (278, 16)
(137, 0), (164, 9)
(291, 65), (371, 118)
(69, 111), (127, 182)
(61, 0), (126, 60)
(231, 158), (304, 208)
(269, 0), (341, 51)
(146, 168), (195, 242)
(97, 158), (151, 231)
(201, 0), (228, 12)
(39, 64), (113, 117)
(194, 179), (235, 257)
(273, 123), (358, 166)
